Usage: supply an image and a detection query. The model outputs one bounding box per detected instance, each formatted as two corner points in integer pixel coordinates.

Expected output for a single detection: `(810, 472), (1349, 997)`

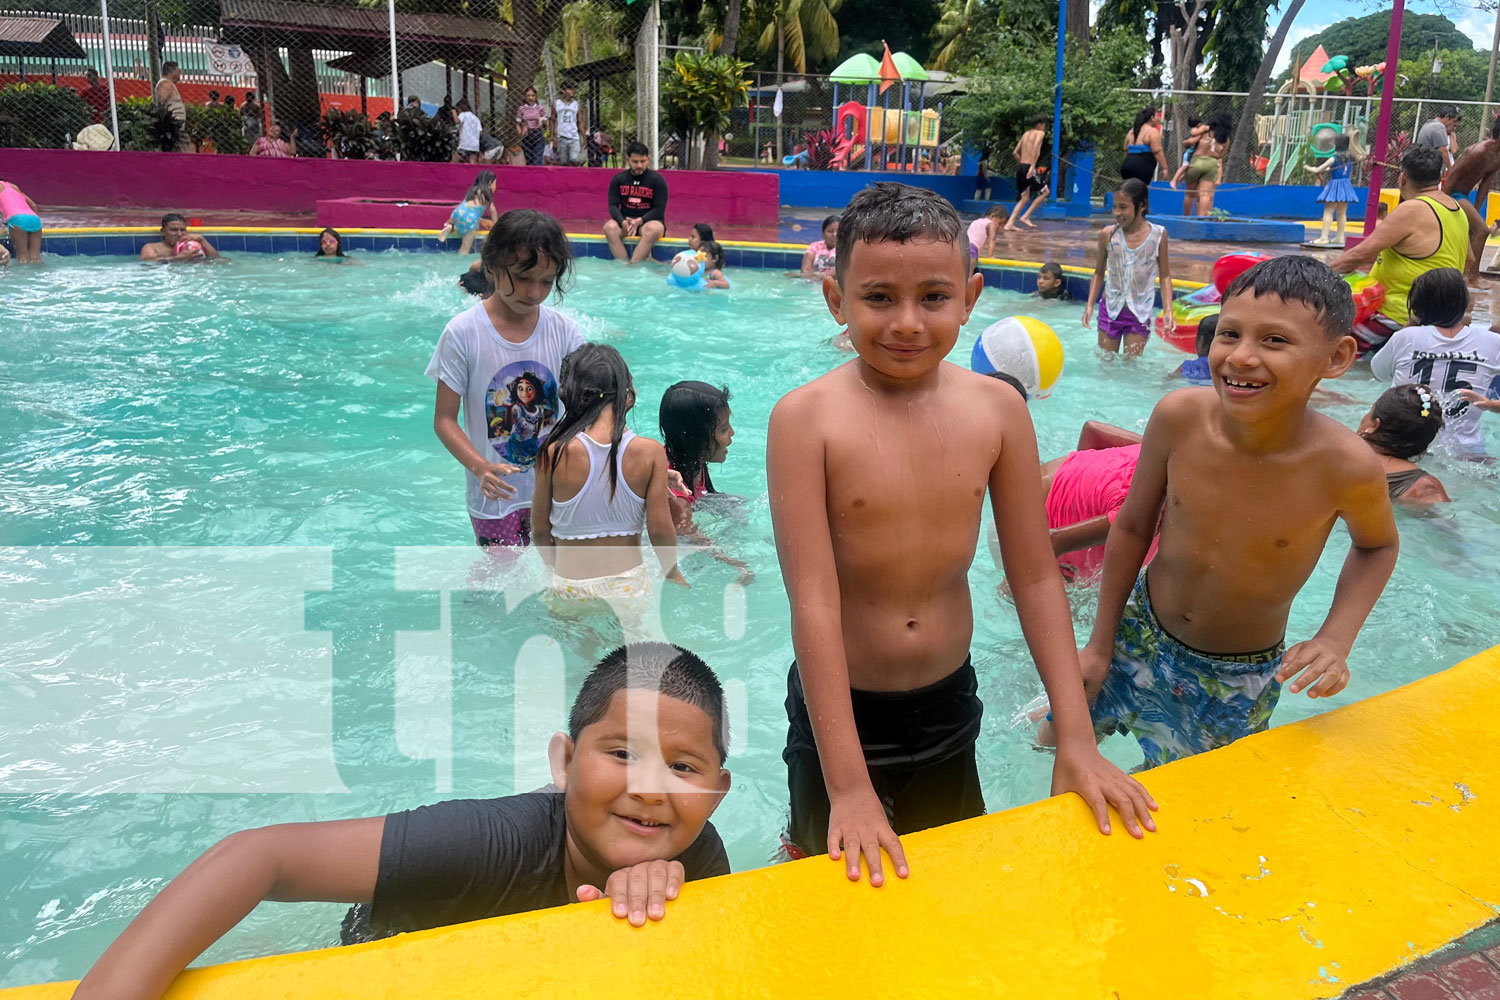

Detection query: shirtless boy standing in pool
(768, 182), (1156, 885)
(1064, 256), (1399, 768)
(1007, 116), (1048, 231)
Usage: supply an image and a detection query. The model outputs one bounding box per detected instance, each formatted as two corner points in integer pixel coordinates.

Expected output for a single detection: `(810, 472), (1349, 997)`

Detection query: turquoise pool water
(3, 252), (1499, 982)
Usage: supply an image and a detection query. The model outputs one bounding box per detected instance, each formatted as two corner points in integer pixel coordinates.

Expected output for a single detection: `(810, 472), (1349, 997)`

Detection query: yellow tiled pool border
(5, 644), (1497, 999)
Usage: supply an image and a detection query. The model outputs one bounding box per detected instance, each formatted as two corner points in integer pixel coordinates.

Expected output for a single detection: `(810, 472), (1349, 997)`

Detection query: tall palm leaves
(755, 0), (843, 76)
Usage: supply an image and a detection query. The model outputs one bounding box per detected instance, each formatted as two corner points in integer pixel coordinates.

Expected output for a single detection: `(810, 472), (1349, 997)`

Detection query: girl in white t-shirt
(428, 209), (585, 547)
(1371, 267), (1500, 459)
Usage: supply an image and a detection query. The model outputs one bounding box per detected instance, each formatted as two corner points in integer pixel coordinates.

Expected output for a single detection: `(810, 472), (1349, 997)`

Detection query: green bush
(393, 108), (455, 162)
(187, 103), (248, 155)
(319, 107), (388, 160)
(0, 83), (91, 149)
(117, 96), (181, 152)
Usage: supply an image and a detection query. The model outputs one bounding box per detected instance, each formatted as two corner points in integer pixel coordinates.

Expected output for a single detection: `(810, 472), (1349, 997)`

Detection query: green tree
(1274, 10), (1472, 87)
(836, 0), (941, 66)
(1394, 48), (1491, 103)
(952, 30), (1149, 186)
(930, 0), (994, 71)
(1205, 0), (1277, 91)
(661, 51), (750, 168)
(756, 0), (844, 77)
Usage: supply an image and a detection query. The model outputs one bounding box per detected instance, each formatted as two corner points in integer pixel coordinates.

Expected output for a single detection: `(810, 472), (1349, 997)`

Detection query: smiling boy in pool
(1069, 256), (1400, 768)
(767, 182), (1156, 883)
(71, 643), (732, 1000)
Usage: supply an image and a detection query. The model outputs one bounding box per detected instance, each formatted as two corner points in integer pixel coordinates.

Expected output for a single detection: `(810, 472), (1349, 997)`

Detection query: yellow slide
(7, 646), (1499, 1000)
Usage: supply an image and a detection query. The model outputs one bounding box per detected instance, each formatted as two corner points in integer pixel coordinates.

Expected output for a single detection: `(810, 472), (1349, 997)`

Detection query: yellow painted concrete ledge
(6, 646), (1499, 1000)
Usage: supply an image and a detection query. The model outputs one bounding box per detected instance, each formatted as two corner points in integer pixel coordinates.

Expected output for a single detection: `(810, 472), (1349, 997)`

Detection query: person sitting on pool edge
(139, 214), (223, 262)
(70, 643), (734, 1000)
(604, 142), (668, 265)
(1049, 255), (1400, 769)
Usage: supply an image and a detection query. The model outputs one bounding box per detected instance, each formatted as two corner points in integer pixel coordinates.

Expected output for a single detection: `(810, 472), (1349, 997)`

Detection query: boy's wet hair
(1032, 114), (1047, 126)
(1366, 385), (1444, 460)
(1401, 146), (1443, 187)
(984, 370), (1028, 402)
(160, 213), (186, 228)
(1222, 255), (1355, 339)
(568, 643), (729, 764)
(835, 182), (963, 282)
(458, 269), (490, 296)
(479, 209), (573, 301)
(1194, 314), (1218, 357)
(1408, 267), (1469, 328)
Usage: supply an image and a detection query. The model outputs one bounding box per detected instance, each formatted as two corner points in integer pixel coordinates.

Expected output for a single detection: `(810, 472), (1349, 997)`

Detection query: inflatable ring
(1165, 253), (1386, 355)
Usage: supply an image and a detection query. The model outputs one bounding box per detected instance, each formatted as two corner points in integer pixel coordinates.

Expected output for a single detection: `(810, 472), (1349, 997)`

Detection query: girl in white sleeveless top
(1083, 178), (1174, 357)
(533, 344), (685, 633)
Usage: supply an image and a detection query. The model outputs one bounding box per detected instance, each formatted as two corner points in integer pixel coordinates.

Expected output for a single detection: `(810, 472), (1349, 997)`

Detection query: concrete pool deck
(5, 644), (1498, 999)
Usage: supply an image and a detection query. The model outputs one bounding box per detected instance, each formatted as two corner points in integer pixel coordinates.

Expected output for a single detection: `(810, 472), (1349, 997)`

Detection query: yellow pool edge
(6, 645), (1497, 1000)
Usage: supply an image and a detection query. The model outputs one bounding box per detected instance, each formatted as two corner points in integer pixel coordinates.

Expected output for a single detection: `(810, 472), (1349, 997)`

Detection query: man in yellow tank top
(1332, 146), (1483, 350)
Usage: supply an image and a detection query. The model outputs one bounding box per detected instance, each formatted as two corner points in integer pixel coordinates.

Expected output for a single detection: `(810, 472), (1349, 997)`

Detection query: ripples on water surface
(2, 253), (1498, 981)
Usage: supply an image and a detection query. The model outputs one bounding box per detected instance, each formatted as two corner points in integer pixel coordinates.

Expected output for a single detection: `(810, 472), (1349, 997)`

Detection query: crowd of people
(39, 152), (1497, 995)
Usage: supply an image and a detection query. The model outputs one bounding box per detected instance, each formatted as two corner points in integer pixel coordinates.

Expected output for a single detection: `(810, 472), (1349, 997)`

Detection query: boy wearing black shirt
(605, 141), (669, 264)
(74, 644), (733, 1000)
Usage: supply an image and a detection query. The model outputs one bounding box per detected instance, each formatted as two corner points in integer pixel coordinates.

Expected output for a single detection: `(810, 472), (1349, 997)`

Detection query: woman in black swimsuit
(1120, 107), (1170, 187)
(1357, 385), (1451, 504)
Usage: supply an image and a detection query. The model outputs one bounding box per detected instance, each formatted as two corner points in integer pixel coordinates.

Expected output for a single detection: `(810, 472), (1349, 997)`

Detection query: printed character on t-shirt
(487, 368), (556, 467)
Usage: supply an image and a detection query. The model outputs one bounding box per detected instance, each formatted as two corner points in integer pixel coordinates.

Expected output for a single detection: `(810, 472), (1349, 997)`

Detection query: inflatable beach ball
(971, 316), (1064, 398)
(670, 252), (697, 278)
(174, 239), (203, 257)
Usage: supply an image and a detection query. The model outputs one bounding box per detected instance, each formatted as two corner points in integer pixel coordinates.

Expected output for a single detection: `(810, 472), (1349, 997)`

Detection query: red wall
(2, 148), (781, 228)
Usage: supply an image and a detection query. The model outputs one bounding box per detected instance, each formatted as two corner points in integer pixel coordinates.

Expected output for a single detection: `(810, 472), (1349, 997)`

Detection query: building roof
(0, 17), (89, 59)
(219, 0), (520, 50)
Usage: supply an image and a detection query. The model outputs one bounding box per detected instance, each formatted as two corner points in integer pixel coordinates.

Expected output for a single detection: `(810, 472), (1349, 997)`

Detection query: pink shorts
(471, 509), (531, 548)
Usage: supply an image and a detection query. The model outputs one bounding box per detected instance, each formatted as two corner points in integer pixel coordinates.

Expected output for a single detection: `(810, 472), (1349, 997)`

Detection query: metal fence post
(99, 0), (122, 149)
(387, 0), (400, 160)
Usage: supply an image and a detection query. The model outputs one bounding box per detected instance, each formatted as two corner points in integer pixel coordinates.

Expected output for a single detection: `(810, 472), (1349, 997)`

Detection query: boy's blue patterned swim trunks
(1093, 570), (1284, 768)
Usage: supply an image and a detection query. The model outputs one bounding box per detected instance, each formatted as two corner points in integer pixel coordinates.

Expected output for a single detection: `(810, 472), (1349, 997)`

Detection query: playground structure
(762, 52), (947, 173)
(1252, 49), (1382, 186)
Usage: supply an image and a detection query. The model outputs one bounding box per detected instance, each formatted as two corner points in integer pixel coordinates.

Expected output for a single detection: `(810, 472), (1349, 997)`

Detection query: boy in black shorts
(1007, 115), (1049, 230)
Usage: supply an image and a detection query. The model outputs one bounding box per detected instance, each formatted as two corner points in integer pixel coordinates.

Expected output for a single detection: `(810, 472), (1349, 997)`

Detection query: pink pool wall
(3, 149), (780, 230)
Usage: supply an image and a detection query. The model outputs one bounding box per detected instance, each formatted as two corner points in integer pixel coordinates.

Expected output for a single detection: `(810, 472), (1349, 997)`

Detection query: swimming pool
(3, 249), (1499, 982)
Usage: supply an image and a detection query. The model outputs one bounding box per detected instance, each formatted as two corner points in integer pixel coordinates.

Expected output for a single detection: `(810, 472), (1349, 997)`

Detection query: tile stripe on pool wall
(13, 230), (1192, 302)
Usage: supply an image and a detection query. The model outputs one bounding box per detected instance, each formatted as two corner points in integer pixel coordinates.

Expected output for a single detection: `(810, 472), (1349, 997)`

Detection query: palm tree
(755, 0), (843, 79)
(931, 0), (984, 71)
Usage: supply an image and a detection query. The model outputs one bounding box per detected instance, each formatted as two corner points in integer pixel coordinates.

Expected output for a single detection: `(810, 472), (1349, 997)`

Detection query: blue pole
(865, 81), (875, 171)
(1050, 0), (1065, 202)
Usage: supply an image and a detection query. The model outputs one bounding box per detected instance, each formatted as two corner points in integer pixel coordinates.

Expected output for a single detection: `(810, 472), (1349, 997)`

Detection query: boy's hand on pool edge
(1052, 742), (1158, 838)
(827, 786), (909, 886)
(476, 461), (521, 500)
(578, 859), (684, 926)
(1276, 638), (1350, 698)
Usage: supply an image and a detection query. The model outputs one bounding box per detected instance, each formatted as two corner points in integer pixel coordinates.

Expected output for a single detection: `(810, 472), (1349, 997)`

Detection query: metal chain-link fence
(0, 0), (652, 164)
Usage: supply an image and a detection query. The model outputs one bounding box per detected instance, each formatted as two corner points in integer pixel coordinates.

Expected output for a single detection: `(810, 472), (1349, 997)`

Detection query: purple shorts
(1099, 305), (1150, 341)
(970, 242), (980, 259)
(471, 509), (531, 547)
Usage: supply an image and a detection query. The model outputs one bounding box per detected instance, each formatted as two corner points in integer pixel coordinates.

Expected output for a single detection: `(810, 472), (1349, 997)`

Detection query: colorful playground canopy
(1298, 45), (1333, 84)
(829, 51), (929, 84)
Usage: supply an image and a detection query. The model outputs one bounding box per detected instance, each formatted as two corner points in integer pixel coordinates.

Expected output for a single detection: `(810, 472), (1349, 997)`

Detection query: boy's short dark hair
(1194, 314), (1218, 357)
(458, 269), (490, 296)
(1407, 267), (1469, 328)
(1401, 146), (1444, 187)
(160, 212), (186, 228)
(984, 369), (1029, 402)
(626, 141), (650, 158)
(568, 643), (728, 764)
(1032, 114), (1048, 126)
(835, 181), (963, 283)
(1222, 255), (1355, 339)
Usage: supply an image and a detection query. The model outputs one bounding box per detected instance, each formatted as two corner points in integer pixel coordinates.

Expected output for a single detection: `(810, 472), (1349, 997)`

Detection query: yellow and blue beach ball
(970, 316), (1064, 398)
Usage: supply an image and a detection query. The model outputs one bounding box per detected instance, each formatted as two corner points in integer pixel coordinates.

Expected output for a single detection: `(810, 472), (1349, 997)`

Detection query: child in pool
(0, 176), (42, 264)
(1170, 315), (1216, 384)
(1040, 422), (1159, 583)
(1370, 267), (1500, 460)
(458, 259), (491, 297)
(659, 380), (752, 582)
(701, 240), (730, 290)
(314, 227), (347, 259)
(967, 205), (1007, 260)
(768, 182), (1155, 880)
(1359, 384), (1450, 504)
(70, 644), (733, 1000)
(1084, 178), (1172, 357)
(429, 209), (584, 548)
(437, 179), (494, 254)
(796, 214), (839, 278)
(1034, 261), (1069, 300)
(533, 345), (687, 634)
(1066, 256), (1399, 769)
(667, 223), (715, 283)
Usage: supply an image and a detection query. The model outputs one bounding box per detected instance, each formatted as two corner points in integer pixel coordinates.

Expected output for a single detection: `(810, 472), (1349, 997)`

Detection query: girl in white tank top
(533, 344), (685, 633)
